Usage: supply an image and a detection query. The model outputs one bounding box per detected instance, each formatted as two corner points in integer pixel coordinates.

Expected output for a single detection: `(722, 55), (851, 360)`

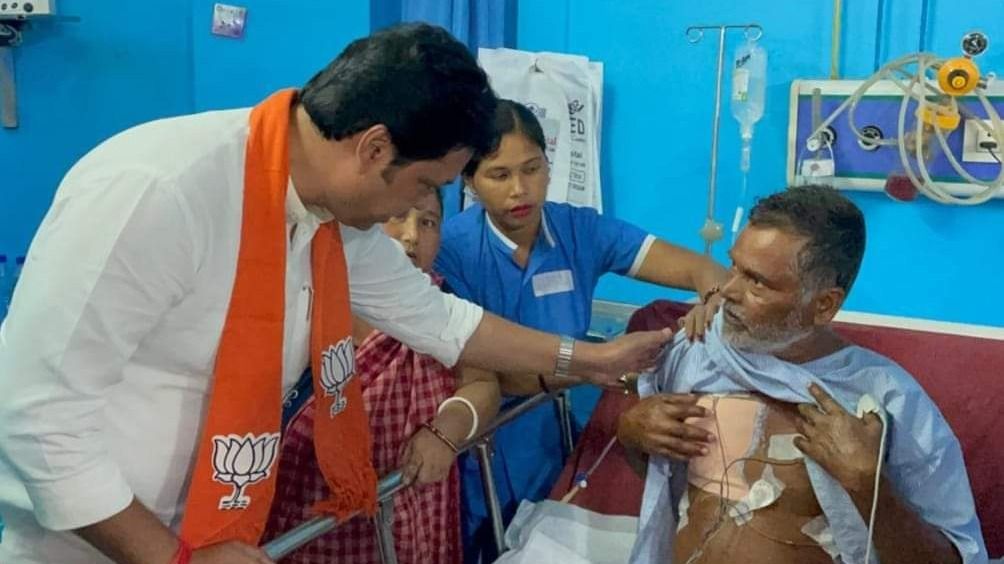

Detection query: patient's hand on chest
(673, 394), (834, 564)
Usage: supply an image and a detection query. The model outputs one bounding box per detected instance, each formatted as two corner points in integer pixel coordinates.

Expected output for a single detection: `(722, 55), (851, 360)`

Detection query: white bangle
(438, 396), (479, 441)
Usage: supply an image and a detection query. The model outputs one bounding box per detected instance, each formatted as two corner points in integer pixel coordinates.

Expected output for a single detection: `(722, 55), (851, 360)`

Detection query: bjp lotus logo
(211, 432), (280, 510)
(320, 337), (355, 416)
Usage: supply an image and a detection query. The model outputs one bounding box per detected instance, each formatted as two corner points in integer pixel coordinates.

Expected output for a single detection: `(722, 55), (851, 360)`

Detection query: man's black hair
(300, 23), (498, 163)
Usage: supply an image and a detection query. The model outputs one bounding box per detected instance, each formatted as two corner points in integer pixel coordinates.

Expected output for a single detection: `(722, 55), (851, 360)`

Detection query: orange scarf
(179, 89), (377, 547)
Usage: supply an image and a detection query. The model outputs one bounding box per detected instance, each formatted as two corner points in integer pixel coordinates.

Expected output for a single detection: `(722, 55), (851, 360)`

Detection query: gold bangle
(421, 421), (459, 453)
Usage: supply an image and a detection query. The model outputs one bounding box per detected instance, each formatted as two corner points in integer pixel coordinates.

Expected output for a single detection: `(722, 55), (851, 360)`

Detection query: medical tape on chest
(685, 394), (808, 526)
(801, 514), (843, 560)
(727, 465), (785, 526)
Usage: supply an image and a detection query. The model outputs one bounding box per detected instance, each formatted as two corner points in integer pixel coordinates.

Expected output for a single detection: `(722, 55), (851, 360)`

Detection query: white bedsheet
(495, 500), (638, 564)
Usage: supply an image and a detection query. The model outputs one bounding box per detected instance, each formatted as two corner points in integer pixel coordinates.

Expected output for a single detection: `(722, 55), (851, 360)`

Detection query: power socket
(800, 158), (835, 178)
(962, 119), (1001, 164)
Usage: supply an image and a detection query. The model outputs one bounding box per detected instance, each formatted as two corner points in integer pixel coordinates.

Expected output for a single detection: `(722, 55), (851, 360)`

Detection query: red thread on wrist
(421, 421), (459, 453)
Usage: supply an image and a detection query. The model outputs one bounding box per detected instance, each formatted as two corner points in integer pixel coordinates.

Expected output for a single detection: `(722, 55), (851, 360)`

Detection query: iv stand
(686, 23), (763, 255)
(0, 23), (21, 128)
(0, 14), (80, 129)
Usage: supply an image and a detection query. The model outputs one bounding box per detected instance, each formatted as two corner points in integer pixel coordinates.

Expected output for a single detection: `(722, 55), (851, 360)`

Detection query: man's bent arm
(76, 499), (273, 564)
(457, 313), (671, 386)
(0, 173), (198, 553)
(75, 499), (179, 564)
(345, 226), (670, 384)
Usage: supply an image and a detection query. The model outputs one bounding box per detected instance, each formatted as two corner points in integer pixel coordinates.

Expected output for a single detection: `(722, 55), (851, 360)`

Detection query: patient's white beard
(722, 306), (813, 355)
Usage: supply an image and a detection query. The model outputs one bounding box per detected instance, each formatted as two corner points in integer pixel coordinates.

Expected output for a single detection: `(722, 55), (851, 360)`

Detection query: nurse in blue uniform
(435, 100), (728, 562)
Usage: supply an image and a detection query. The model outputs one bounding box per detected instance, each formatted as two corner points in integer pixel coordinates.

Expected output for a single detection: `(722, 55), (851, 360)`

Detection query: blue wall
(0, 0), (195, 258)
(0, 0), (369, 257)
(191, 0), (369, 111)
(2, 1), (1002, 326)
(517, 0), (1004, 326)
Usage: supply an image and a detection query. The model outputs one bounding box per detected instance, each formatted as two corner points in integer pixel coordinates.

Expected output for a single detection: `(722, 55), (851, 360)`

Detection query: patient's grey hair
(748, 185), (866, 295)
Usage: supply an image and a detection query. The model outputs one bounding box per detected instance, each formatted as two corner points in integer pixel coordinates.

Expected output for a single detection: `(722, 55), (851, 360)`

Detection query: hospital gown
(630, 313), (987, 564)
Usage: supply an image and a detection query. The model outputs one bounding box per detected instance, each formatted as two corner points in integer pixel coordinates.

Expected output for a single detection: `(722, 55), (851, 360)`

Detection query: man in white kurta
(0, 24), (670, 564)
(0, 105), (484, 563)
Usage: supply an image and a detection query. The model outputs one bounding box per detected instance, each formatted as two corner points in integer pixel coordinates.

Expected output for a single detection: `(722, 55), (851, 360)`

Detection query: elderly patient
(618, 186), (987, 564)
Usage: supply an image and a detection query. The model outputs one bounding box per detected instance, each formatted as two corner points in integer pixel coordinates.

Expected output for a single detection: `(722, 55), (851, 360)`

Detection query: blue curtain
(401, 0), (515, 52)
(374, 0), (517, 216)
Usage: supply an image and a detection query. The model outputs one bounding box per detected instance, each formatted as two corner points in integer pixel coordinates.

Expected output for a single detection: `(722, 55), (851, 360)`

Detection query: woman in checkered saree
(262, 191), (501, 563)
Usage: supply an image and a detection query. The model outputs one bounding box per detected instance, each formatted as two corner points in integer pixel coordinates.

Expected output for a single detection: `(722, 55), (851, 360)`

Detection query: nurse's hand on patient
(678, 295), (723, 342)
(616, 394), (715, 461)
(793, 384), (883, 496)
(191, 540), (275, 563)
(582, 328), (674, 387)
(400, 427), (457, 486)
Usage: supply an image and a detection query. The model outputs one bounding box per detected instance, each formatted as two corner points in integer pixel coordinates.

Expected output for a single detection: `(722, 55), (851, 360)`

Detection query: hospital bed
(548, 299), (1004, 560)
(262, 299), (1003, 561)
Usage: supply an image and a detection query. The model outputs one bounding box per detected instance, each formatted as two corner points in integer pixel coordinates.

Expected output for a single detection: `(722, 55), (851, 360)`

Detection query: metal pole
(262, 513), (342, 560)
(917, 0), (929, 53)
(263, 471), (407, 560)
(262, 393), (558, 559)
(0, 46), (18, 129)
(706, 24), (728, 253)
(475, 439), (507, 555)
(831, 0), (843, 79)
(375, 497), (399, 564)
(556, 390), (575, 460)
(873, 0), (886, 72)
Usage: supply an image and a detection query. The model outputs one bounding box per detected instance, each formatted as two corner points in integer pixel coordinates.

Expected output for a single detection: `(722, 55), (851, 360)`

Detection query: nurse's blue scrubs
(435, 201), (653, 562)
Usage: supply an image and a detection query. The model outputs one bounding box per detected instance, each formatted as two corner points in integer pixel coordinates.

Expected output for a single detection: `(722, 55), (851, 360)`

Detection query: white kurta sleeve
(341, 225), (483, 367)
(0, 167), (198, 530)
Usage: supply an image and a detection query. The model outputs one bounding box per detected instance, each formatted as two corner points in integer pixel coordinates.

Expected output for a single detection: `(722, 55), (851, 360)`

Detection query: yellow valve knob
(917, 103), (961, 132)
(938, 57), (980, 96)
